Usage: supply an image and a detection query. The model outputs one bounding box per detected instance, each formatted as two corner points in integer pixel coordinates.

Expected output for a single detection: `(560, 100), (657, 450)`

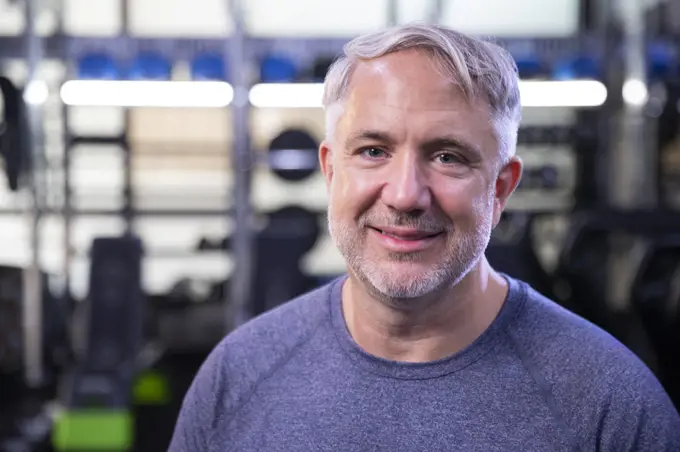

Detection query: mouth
(370, 227), (442, 241)
(368, 226), (444, 252)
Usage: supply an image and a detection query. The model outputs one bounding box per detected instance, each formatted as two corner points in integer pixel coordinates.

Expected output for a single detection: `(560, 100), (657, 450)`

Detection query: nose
(381, 153), (432, 213)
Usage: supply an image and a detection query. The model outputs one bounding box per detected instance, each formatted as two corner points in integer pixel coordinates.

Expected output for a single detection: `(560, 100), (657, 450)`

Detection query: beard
(327, 198), (494, 302)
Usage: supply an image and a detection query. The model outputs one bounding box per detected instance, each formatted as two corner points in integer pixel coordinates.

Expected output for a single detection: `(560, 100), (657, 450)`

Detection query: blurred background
(2, 0), (680, 450)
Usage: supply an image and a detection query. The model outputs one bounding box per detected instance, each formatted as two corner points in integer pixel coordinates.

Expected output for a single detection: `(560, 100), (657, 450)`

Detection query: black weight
(631, 238), (680, 406)
(268, 128), (319, 182)
(0, 76), (28, 191)
(251, 206), (321, 316)
(554, 223), (617, 334)
(486, 213), (557, 301)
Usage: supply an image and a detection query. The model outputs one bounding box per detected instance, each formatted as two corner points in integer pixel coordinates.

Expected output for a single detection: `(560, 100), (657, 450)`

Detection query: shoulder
(507, 279), (646, 387)
(507, 278), (680, 449)
(208, 279), (336, 406)
(167, 279), (338, 451)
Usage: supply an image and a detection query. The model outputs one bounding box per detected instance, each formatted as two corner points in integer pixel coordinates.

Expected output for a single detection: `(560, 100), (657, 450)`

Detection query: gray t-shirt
(168, 276), (680, 451)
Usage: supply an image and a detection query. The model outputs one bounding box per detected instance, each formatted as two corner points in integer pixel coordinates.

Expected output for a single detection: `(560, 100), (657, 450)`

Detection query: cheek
(332, 165), (380, 212)
(435, 178), (494, 221)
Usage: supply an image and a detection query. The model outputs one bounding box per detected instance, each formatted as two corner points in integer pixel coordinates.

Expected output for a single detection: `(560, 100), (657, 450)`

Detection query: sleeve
(167, 340), (228, 452)
(597, 367), (680, 451)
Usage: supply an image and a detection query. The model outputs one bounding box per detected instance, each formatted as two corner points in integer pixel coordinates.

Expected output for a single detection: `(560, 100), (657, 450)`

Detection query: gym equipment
(0, 75), (29, 191)
(53, 236), (144, 452)
(311, 56), (335, 82)
(486, 213), (558, 301)
(647, 43), (674, 82)
(513, 55), (547, 79)
(557, 209), (680, 340)
(631, 238), (680, 405)
(251, 206), (321, 316)
(0, 265), (70, 451)
(76, 54), (121, 80)
(552, 56), (600, 80)
(0, 265), (68, 377)
(191, 53), (227, 81)
(129, 52), (172, 80)
(267, 128), (319, 181)
(196, 206), (322, 317)
(259, 54), (297, 82)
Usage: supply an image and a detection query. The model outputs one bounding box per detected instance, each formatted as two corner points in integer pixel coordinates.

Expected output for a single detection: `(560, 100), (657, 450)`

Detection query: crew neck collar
(328, 274), (527, 380)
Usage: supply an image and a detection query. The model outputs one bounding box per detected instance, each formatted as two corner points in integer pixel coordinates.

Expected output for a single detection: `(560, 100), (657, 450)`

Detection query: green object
(52, 410), (133, 451)
(133, 370), (171, 405)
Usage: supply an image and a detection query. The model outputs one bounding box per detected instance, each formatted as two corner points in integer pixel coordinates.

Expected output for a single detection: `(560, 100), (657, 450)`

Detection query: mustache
(359, 213), (450, 233)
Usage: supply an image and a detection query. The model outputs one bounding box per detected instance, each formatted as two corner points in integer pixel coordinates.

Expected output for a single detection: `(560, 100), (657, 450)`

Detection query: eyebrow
(344, 129), (396, 149)
(345, 128), (481, 158)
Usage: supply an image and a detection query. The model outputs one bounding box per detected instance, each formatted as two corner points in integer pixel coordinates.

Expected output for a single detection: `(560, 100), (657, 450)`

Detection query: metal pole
(62, 104), (72, 302)
(606, 0), (652, 318)
(386, 0), (398, 26)
(610, 0), (654, 208)
(428, 0), (444, 25)
(226, 0), (255, 330)
(22, 0), (46, 388)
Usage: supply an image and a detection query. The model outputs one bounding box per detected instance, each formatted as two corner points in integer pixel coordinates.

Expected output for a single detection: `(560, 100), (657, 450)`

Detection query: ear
(492, 156), (523, 227)
(319, 140), (334, 189)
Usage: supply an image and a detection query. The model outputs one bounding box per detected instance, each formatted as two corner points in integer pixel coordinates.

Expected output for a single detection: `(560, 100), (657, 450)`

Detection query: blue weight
(128, 53), (172, 80)
(77, 54), (120, 80)
(648, 43), (674, 81)
(514, 56), (545, 79)
(260, 55), (297, 83)
(552, 56), (600, 80)
(191, 54), (227, 81)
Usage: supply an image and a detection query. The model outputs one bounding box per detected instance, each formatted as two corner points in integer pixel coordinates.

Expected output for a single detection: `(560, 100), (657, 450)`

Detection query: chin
(362, 266), (448, 301)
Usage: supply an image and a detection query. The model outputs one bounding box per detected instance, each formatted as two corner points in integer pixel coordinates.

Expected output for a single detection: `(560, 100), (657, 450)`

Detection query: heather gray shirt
(169, 276), (680, 451)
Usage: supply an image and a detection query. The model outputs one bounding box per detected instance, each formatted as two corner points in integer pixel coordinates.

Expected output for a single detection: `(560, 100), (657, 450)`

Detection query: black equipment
(311, 56), (335, 81)
(267, 128), (319, 182)
(631, 238), (680, 405)
(251, 206), (321, 316)
(0, 266), (69, 451)
(0, 76), (29, 191)
(486, 213), (557, 301)
(556, 209), (680, 351)
(53, 236), (144, 452)
(0, 265), (67, 377)
(66, 236), (145, 408)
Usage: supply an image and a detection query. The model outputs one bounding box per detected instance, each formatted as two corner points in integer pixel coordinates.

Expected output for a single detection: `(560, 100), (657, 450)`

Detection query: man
(169, 23), (680, 451)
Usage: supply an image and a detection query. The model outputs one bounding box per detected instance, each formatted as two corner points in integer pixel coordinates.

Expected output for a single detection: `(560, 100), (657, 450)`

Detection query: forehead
(337, 50), (498, 148)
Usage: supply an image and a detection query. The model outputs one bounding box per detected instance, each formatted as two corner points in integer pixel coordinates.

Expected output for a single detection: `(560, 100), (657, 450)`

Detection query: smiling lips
(369, 226), (443, 252)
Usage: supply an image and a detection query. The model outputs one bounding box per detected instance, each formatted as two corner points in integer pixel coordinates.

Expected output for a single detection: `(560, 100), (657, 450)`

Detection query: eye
(360, 147), (387, 159)
(435, 152), (464, 165)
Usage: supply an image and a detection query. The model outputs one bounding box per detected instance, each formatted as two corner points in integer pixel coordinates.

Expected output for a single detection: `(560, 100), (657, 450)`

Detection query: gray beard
(327, 204), (493, 303)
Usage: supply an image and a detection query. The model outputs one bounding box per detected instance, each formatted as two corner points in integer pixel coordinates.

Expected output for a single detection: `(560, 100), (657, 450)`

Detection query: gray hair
(322, 23), (522, 160)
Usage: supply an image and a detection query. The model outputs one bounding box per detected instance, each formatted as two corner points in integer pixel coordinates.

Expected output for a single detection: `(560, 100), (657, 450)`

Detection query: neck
(342, 258), (508, 363)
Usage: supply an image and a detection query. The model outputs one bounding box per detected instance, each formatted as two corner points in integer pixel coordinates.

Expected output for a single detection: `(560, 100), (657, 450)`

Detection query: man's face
(320, 50), (520, 301)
